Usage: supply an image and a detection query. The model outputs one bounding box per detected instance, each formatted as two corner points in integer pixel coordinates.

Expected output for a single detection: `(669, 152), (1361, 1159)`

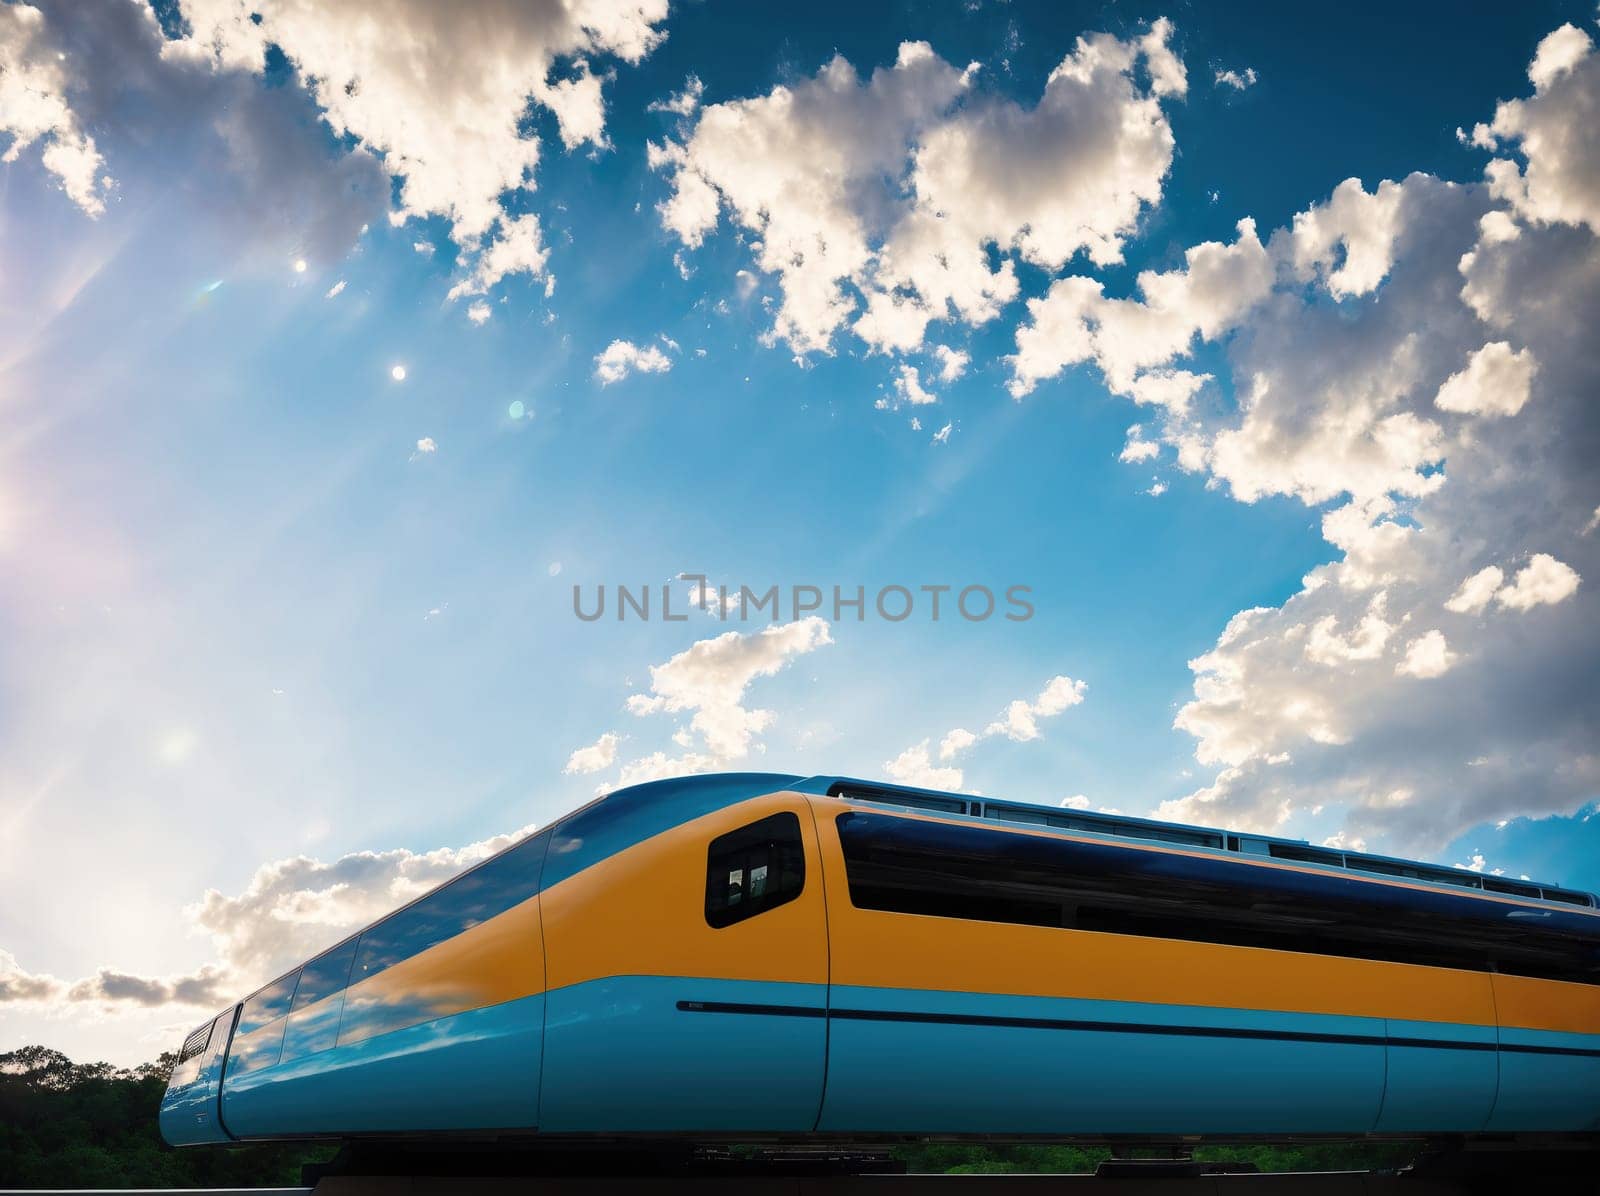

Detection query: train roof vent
(1482, 876), (1543, 899)
(178, 1022), (212, 1064)
(1267, 842), (1345, 868)
(1540, 887), (1595, 907)
(980, 802), (1224, 850)
(1348, 856), (1483, 890)
(831, 785), (970, 816)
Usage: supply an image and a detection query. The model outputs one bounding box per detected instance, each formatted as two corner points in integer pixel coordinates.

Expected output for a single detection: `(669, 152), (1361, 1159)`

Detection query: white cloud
(888, 675), (1087, 790)
(1287, 177), (1406, 299)
(446, 213), (549, 301)
(1304, 594), (1395, 666)
(168, 0), (667, 296)
(984, 678), (1083, 742)
(2, 820), (537, 1014)
(467, 301), (492, 325)
(324, 279), (346, 299)
(1145, 99), (1600, 850)
(1495, 553), (1581, 610)
(594, 338), (674, 385)
(1477, 24), (1600, 234)
(610, 749), (725, 790)
(1433, 341), (1537, 416)
(1213, 67), (1257, 91)
(650, 41), (970, 355)
(0, 2), (387, 267)
(892, 364), (937, 406)
(0, 946), (232, 1012)
(932, 345), (969, 382)
(653, 21), (1186, 357)
(938, 727), (978, 760)
(1442, 556), (1580, 616)
(931, 422), (953, 445)
(186, 822), (538, 985)
(1527, 23), (1593, 90)
(413, 437), (436, 455)
(1008, 218), (1272, 399)
(1120, 424), (1160, 462)
(648, 75), (704, 118)
(622, 617), (832, 761)
(0, 949), (64, 1004)
(563, 731), (620, 775)
(1445, 565), (1504, 614)
(0, 4), (109, 216)
(884, 740), (966, 790)
(64, 964), (232, 1011)
(1396, 629), (1456, 678)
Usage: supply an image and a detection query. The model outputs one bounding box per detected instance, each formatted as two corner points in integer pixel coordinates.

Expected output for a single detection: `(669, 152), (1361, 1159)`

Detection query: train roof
(790, 773), (1599, 911)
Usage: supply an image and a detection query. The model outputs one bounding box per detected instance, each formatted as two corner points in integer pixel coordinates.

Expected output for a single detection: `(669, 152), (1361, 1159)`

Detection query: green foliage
(893, 1142), (1111, 1174)
(893, 1140), (1422, 1175)
(1193, 1141), (1419, 1173)
(0, 1046), (333, 1189)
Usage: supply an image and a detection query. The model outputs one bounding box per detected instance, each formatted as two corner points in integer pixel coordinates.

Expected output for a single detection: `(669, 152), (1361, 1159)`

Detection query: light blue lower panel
(541, 975), (826, 1133)
(221, 994), (543, 1137)
(1488, 1026), (1600, 1133)
(1376, 1018), (1497, 1133)
(819, 986), (1388, 1136)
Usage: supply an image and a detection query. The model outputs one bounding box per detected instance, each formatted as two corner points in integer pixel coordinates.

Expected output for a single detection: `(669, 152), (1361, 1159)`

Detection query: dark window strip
(835, 812), (1600, 986)
(676, 1000), (1600, 1057)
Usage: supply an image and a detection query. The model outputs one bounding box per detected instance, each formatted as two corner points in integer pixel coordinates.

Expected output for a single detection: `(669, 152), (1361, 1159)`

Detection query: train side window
(352, 828), (550, 983)
(177, 1021), (212, 1064)
(705, 812), (805, 928)
(292, 938), (358, 1011)
(237, 972), (299, 1035)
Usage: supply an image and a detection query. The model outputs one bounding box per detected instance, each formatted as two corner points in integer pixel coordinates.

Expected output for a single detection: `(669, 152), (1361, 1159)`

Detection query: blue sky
(2, 0), (1598, 1063)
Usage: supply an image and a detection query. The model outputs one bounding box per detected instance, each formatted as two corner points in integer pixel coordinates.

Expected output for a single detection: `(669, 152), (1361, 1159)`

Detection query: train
(160, 772), (1600, 1146)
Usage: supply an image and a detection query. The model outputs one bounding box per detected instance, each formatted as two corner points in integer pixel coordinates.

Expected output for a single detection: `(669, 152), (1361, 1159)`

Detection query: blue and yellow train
(161, 773), (1600, 1146)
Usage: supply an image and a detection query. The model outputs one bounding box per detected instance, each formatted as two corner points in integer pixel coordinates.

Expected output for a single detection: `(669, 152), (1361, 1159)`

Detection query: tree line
(0, 1046), (330, 1188)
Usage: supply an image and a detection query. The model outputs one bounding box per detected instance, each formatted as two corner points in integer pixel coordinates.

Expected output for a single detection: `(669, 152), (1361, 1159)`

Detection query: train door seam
(214, 1004), (242, 1142)
(1484, 969), (1503, 1132)
(1372, 1016), (1390, 1134)
(802, 795), (832, 1134)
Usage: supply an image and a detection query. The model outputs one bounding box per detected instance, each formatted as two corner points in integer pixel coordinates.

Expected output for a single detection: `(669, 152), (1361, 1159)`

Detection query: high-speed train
(161, 772), (1600, 1146)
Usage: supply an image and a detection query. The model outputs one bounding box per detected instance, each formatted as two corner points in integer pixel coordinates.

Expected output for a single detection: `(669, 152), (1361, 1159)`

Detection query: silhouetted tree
(0, 1047), (330, 1188)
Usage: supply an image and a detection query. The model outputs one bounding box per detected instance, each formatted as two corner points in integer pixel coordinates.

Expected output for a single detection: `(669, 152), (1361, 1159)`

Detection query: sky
(1, 0), (1597, 1066)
